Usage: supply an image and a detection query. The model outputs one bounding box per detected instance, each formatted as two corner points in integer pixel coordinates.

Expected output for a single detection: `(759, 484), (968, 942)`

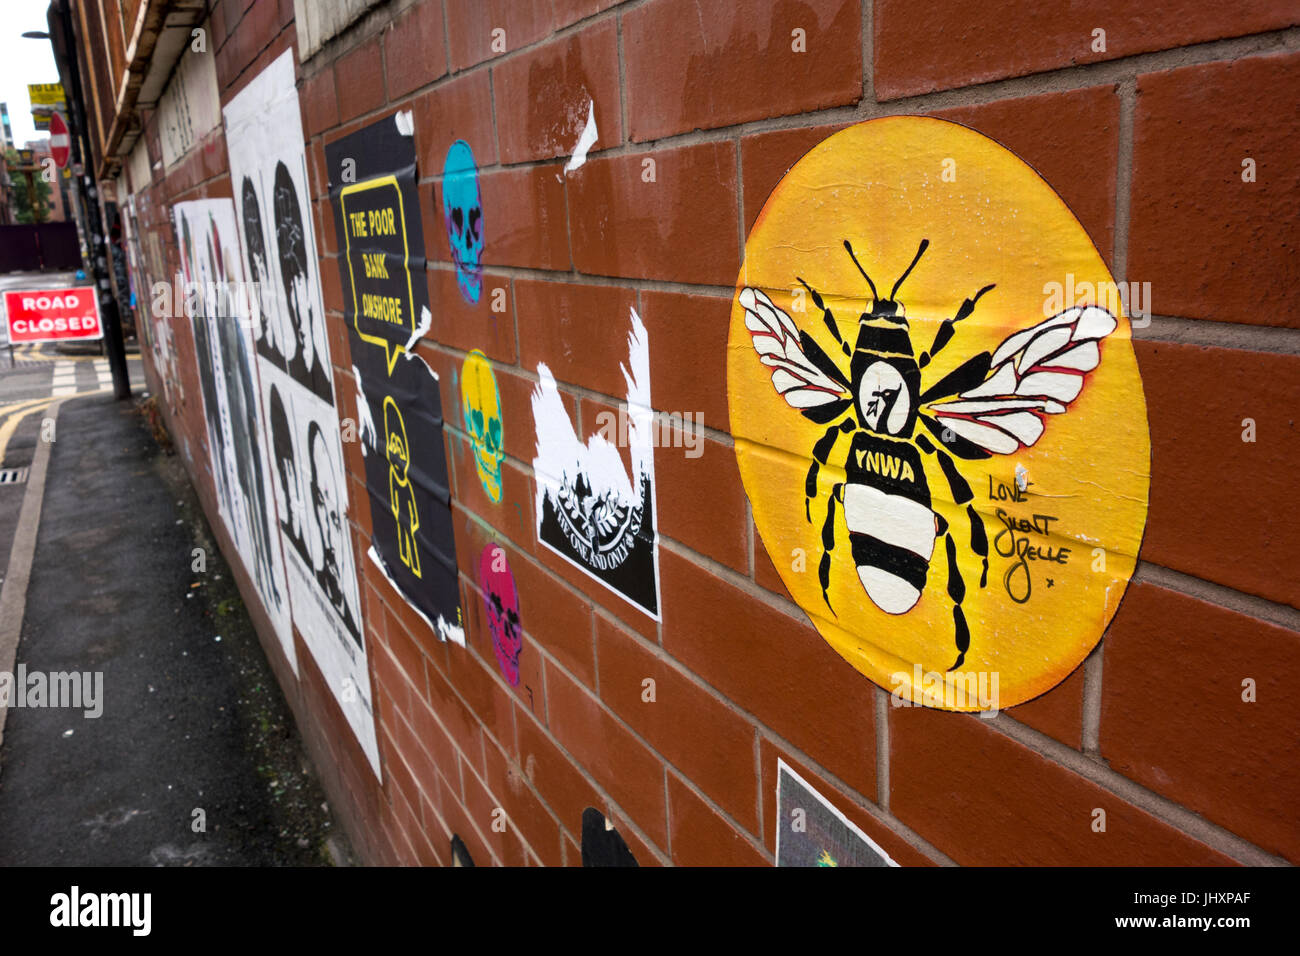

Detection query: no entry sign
(4, 287), (102, 343)
(49, 111), (70, 169)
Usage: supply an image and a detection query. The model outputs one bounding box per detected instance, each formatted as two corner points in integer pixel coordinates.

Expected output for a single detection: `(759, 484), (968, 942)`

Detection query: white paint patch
(351, 365), (377, 455)
(404, 304), (432, 354)
(563, 100), (598, 174)
(394, 110), (414, 137)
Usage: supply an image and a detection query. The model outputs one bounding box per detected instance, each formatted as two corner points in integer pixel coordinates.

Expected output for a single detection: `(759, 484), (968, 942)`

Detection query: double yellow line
(0, 397), (58, 466)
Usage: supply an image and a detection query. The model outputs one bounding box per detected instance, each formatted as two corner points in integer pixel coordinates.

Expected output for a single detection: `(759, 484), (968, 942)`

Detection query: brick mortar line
(1133, 315), (1300, 354)
(422, 619), (675, 864)
(1081, 639), (1105, 755)
(981, 710), (1287, 865)
(1113, 78), (1136, 284)
(349, 25), (1300, 176)
(335, 257), (1300, 356)
(1133, 561), (1300, 633)
(874, 684), (890, 810)
(759, 719), (959, 866)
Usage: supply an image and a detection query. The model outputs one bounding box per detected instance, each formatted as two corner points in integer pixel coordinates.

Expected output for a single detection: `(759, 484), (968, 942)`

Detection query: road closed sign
(4, 288), (103, 343)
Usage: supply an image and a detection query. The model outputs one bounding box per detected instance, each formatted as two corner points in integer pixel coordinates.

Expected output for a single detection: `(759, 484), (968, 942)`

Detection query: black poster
(326, 114), (463, 645)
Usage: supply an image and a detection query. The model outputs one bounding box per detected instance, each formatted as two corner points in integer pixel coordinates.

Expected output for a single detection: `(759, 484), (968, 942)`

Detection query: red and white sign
(49, 111), (71, 169)
(4, 287), (103, 343)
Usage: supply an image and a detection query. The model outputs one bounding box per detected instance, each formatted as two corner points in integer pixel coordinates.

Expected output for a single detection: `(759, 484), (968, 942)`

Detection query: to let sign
(4, 288), (103, 343)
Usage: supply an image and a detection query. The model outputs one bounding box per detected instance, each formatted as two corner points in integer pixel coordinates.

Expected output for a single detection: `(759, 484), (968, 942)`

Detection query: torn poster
(224, 49), (377, 777)
(325, 111), (463, 648)
(170, 197), (294, 675)
(531, 308), (660, 618)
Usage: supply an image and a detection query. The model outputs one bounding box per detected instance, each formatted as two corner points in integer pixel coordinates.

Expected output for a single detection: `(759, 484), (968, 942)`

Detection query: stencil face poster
(171, 197), (294, 672)
(531, 308), (660, 618)
(775, 760), (898, 867)
(224, 49), (378, 777)
(324, 113), (463, 647)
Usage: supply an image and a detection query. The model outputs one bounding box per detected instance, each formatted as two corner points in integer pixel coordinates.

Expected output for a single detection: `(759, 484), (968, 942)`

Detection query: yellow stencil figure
(383, 395), (421, 577)
(729, 117), (1150, 711)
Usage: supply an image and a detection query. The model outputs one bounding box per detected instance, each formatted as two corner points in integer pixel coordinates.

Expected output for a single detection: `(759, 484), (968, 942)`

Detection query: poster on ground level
(324, 113), (463, 648)
(170, 198), (295, 675)
(223, 48), (378, 778)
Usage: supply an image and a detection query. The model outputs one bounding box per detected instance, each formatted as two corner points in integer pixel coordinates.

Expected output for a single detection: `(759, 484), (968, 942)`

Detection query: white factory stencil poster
(170, 197), (295, 675)
(223, 49), (379, 778)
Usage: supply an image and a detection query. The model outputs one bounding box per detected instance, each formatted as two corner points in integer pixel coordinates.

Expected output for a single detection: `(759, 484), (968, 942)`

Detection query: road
(0, 271), (142, 590)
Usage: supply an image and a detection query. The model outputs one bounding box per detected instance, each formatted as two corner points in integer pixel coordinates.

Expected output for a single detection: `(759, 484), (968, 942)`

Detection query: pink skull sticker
(478, 543), (522, 686)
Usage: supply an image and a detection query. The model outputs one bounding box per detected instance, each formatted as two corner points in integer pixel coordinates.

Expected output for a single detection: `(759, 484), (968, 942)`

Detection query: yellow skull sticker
(461, 349), (504, 502)
(729, 116), (1150, 711)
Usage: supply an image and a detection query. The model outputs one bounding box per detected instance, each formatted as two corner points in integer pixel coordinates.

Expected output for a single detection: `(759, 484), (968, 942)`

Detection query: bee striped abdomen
(844, 437), (933, 614)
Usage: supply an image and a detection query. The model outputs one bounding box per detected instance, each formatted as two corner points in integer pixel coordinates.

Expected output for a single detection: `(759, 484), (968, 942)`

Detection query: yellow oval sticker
(730, 117), (1150, 711)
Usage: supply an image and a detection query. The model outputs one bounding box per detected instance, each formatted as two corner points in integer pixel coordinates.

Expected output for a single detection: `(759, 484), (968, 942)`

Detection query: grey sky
(0, 0), (62, 147)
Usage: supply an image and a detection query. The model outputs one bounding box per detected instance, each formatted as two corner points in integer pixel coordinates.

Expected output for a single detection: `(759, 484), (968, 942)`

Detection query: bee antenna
(842, 240), (878, 302)
(890, 238), (930, 301)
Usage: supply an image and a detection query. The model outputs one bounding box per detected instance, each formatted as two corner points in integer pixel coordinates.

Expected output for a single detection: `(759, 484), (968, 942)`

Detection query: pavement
(0, 271), (343, 866)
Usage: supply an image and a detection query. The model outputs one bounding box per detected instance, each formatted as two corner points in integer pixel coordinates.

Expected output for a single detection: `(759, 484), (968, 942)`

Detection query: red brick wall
(129, 0), (1300, 866)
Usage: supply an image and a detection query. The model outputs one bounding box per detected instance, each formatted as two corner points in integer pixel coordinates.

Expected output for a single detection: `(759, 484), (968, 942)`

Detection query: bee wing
(922, 306), (1118, 456)
(739, 287), (850, 412)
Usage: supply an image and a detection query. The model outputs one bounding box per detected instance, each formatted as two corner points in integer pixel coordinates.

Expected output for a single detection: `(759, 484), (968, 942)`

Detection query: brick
(492, 364), (578, 466)
(890, 706), (1237, 865)
(758, 740), (936, 866)
(567, 141), (741, 286)
(552, 0), (619, 30)
(545, 660), (669, 847)
(1101, 582), (1300, 862)
(385, 0), (449, 99)
(667, 773), (768, 866)
(448, 430), (535, 552)
(412, 70), (498, 175)
(874, 0), (1300, 99)
(444, 0), (555, 71)
(453, 502), (595, 694)
(660, 548), (877, 791)
(515, 709), (604, 837)
(300, 66), (339, 138)
(1003, 660), (1085, 749)
(652, 434), (749, 574)
(440, 619), (519, 756)
(637, 291), (732, 432)
(335, 37), (386, 123)
(427, 269), (517, 362)
(483, 737), (566, 866)
(753, 536), (791, 599)
(492, 18), (622, 165)
(1129, 51), (1300, 328)
(476, 163), (571, 270)
(515, 279), (638, 397)
(597, 807), (665, 866)
(1137, 342), (1300, 608)
(934, 85), (1119, 268)
(625, 0), (860, 142)
(596, 616), (759, 832)
(423, 654), (487, 779)
(460, 755), (529, 865)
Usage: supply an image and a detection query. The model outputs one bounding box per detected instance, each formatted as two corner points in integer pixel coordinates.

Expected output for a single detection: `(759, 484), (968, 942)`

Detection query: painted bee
(740, 238), (1117, 670)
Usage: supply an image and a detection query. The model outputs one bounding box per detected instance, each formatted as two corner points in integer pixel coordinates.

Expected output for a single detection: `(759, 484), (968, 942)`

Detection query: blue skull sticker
(442, 140), (483, 304)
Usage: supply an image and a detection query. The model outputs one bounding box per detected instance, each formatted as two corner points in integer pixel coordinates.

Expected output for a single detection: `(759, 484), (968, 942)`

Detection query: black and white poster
(531, 308), (660, 618)
(324, 112), (463, 646)
(775, 759), (899, 867)
(171, 198), (294, 672)
(224, 49), (378, 777)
